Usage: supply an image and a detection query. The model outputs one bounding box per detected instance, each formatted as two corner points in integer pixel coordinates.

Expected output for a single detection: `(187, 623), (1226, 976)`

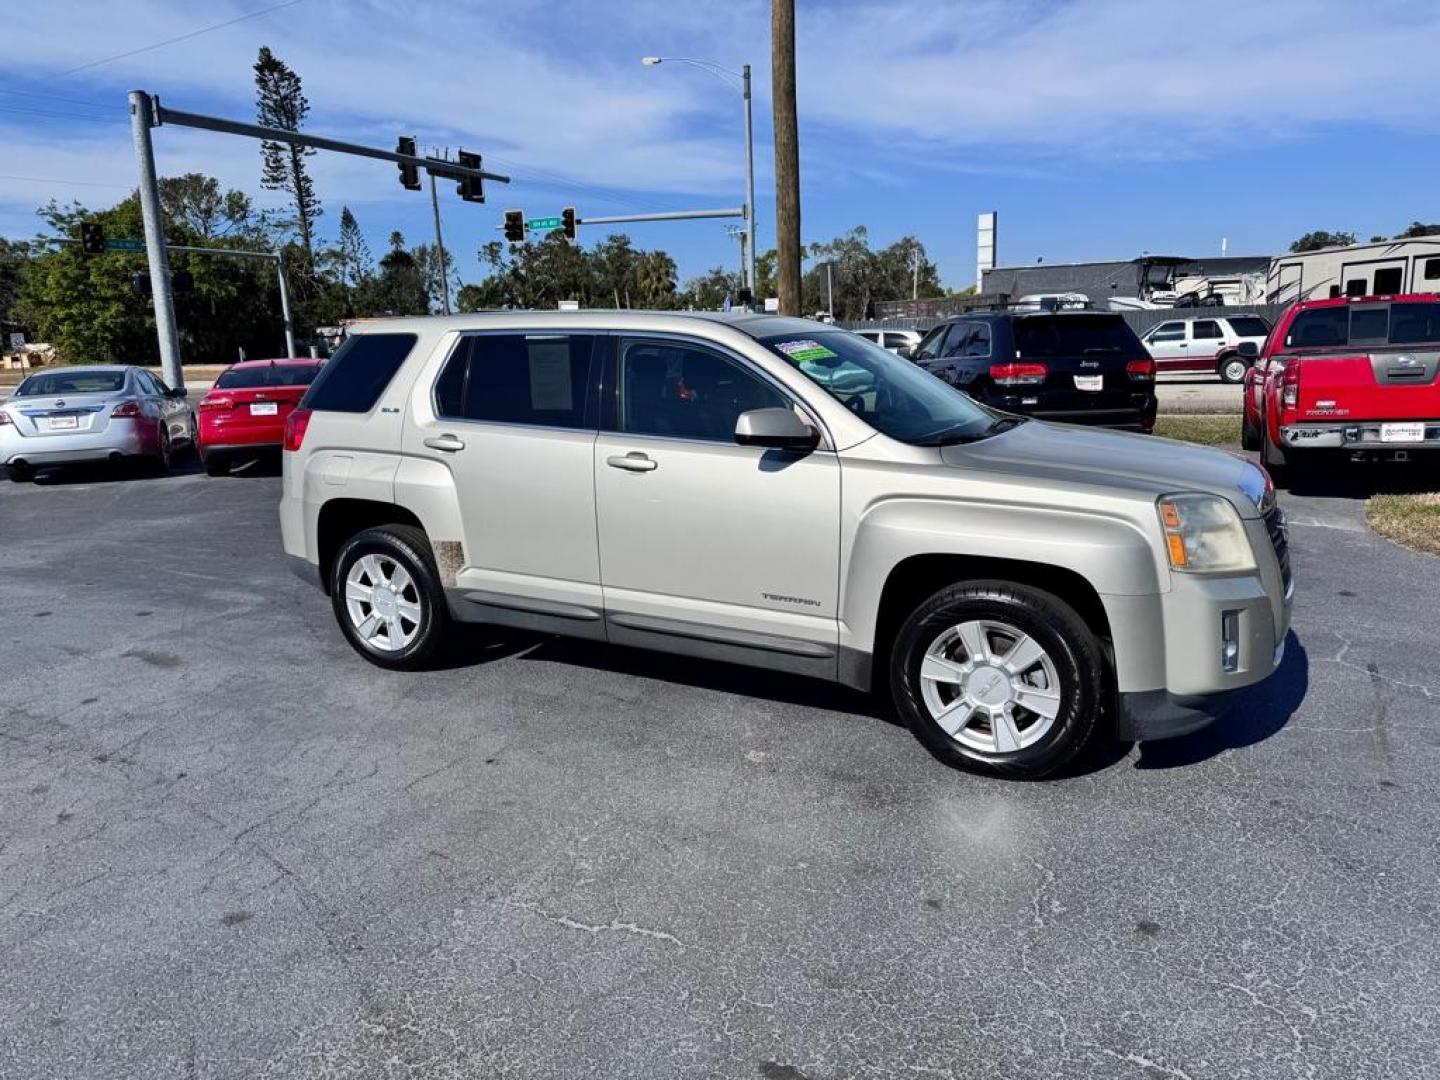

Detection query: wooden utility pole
(771, 0), (801, 315)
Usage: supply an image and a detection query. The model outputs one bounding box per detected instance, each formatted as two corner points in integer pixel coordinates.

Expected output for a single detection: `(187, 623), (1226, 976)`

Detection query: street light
(642, 55), (757, 299)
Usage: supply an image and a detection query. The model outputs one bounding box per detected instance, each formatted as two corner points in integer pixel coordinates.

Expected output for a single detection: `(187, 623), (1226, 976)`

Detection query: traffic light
(396, 136), (421, 191)
(457, 150), (484, 202)
(561, 206), (577, 243)
(504, 210), (526, 244)
(80, 222), (104, 254)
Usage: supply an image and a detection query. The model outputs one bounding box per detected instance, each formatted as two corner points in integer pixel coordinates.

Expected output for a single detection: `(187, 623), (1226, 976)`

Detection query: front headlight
(1157, 493), (1256, 573)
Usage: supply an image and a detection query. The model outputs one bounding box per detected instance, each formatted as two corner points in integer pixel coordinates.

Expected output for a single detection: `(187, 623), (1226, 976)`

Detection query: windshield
(760, 331), (999, 445)
(1013, 314), (1139, 357)
(15, 370), (127, 397)
(215, 363), (322, 389)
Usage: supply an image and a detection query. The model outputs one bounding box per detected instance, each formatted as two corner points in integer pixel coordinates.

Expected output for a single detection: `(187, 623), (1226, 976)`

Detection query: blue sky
(2, 0), (1438, 292)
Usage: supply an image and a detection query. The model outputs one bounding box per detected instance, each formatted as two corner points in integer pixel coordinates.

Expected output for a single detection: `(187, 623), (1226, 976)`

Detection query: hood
(943, 420), (1268, 517)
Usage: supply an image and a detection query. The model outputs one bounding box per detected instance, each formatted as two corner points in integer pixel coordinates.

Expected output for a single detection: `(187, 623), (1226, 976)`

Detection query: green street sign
(526, 216), (563, 231)
(104, 238), (144, 252)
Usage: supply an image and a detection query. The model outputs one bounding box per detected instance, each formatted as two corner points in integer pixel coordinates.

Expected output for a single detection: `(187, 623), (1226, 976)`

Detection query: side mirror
(1237, 341), (1259, 360)
(734, 407), (819, 452)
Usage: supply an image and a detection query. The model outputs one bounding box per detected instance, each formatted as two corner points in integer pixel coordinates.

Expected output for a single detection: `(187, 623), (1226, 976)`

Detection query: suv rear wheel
(330, 524), (450, 670)
(889, 580), (1104, 780)
(1218, 353), (1249, 384)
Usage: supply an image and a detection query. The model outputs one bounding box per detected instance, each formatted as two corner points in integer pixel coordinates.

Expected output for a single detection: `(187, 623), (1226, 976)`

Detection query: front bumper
(1281, 420), (1440, 452)
(1117, 636), (1287, 741)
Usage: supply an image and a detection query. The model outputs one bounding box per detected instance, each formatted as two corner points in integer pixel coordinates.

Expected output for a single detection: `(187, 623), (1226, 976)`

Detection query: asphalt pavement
(2, 453), (1437, 1079)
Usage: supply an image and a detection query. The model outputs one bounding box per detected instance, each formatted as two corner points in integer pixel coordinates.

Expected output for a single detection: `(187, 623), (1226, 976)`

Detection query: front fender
(840, 495), (1163, 657)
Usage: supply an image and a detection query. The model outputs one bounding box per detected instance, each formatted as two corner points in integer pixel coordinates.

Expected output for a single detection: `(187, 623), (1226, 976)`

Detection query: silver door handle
(424, 434), (466, 452)
(606, 452), (657, 472)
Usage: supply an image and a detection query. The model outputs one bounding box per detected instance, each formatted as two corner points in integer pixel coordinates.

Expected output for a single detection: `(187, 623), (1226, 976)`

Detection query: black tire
(1260, 428), (1292, 488)
(1241, 410), (1261, 452)
(7, 464), (34, 483)
(142, 423), (172, 476)
(329, 524), (450, 670)
(202, 453), (228, 477)
(1217, 353), (1249, 384)
(889, 580), (1105, 780)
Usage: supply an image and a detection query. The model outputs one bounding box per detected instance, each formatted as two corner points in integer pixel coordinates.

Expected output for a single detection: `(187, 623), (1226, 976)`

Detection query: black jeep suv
(908, 311), (1158, 431)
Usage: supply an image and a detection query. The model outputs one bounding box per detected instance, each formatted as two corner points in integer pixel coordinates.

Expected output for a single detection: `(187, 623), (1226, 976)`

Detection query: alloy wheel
(918, 619), (1062, 755)
(344, 554), (424, 652)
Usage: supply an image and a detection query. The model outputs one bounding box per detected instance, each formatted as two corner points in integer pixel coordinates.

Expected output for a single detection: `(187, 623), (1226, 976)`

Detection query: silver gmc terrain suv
(281, 312), (1293, 779)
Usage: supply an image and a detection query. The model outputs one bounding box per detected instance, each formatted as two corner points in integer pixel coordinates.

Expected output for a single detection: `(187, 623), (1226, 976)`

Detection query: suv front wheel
(330, 524), (450, 670)
(890, 580), (1105, 779)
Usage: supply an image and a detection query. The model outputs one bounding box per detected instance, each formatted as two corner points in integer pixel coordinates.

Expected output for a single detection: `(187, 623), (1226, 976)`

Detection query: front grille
(1263, 504), (1292, 588)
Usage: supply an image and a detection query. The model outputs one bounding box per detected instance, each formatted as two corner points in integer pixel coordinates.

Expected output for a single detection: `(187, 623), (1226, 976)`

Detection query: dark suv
(909, 311), (1158, 431)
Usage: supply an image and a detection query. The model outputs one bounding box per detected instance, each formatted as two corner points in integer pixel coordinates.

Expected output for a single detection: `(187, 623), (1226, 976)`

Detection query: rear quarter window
(301, 333), (417, 413)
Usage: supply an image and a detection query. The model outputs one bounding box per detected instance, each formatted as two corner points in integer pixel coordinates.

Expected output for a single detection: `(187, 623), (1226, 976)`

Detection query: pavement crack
(505, 900), (687, 949)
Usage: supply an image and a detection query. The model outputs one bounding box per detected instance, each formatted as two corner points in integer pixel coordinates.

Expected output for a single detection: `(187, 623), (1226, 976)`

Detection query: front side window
(1192, 320), (1223, 340)
(1149, 321), (1185, 343)
(616, 338), (788, 442)
(955, 322), (992, 357)
(435, 333), (595, 428)
(303, 333), (417, 413)
(762, 331), (997, 446)
(912, 324), (956, 361)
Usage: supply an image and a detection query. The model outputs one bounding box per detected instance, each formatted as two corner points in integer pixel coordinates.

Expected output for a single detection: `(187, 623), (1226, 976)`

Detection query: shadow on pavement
(1284, 462), (1437, 501)
(1133, 630), (1309, 770)
(15, 454), (204, 487)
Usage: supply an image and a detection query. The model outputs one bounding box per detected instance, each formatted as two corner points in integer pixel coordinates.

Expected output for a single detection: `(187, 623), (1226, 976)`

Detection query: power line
(55, 0), (308, 78)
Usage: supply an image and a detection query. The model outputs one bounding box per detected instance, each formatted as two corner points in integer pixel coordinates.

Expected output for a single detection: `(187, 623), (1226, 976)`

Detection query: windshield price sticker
(775, 339), (838, 364)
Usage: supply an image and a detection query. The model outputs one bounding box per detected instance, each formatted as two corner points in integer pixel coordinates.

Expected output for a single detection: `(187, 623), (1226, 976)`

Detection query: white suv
(1141, 314), (1272, 383)
(281, 312), (1291, 779)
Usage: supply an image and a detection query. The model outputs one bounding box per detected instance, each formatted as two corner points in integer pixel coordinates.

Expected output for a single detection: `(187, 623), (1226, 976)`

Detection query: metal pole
(275, 250), (296, 357)
(429, 170), (452, 316)
(742, 63), (757, 295)
(826, 262), (834, 316)
(129, 91), (182, 389)
(576, 208), (744, 225)
(912, 249), (919, 300)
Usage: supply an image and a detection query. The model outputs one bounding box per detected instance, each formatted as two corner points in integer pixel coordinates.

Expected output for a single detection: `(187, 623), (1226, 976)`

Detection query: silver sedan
(0, 366), (196, 482)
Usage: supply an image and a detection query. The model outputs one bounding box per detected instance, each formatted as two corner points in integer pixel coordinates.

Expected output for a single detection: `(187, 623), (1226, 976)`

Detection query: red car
(197, 358), (325, 476)
(1243, 293), (1440, 486)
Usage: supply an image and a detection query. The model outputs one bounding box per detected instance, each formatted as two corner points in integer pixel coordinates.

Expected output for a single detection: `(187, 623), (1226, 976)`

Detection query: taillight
(1281, 359), (1300, 411)
(111, 400), (143, 418)
(283, 407), (312, 452)
(199, 396), (233, 411)
(1127, 358), (1156, 381)
(990, 362), (1048, 386)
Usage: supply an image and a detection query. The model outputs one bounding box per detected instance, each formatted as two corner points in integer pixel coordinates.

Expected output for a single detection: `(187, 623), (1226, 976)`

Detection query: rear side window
(1226, 316), (1270, 337)
(1013, 314), (1141, 357)
(434, 333), (595, 429)
(302, 333), (416, 413)
(217, 364), (322, 389)
(1192, 320), (1223, 340)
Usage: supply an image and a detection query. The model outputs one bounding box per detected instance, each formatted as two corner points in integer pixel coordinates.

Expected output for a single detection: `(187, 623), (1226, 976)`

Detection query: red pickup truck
(1242, 294), (1440, 486)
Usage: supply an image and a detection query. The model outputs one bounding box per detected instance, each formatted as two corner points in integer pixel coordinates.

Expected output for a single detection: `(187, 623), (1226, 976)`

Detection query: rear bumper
(1281, 420), (1440, 451)
(979, 391), (1157, 430)
(0, 424), (152, 466)
(202, 441), (281, 457)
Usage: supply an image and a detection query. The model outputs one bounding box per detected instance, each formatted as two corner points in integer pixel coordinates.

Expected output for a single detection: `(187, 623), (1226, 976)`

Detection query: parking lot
(2, 455), (1438, 1080)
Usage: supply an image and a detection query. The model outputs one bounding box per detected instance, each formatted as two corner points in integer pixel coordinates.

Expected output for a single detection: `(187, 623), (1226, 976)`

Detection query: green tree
(254, 46), (321, 263)
(19, 187), (288, 365)
(0, 237), (31, 337)
(681, 265), (741, 310)
(359, 232), (430, 315)
(1394, 221), (1440, 239)
(159, 173), (258, 241)
(1289, 230), (1356, 253)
